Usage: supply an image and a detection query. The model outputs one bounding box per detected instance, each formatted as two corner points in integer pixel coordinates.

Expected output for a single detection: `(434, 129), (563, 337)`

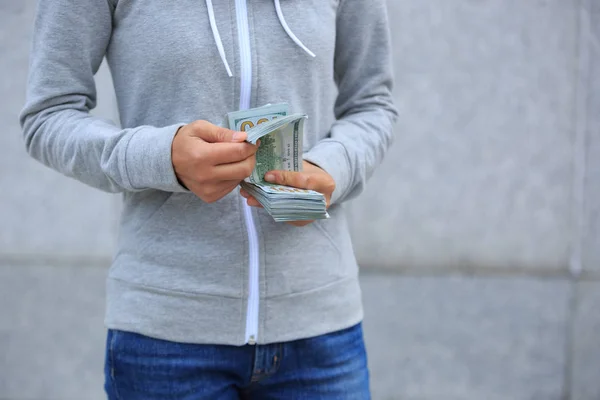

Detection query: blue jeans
(104, 323), (370, 399)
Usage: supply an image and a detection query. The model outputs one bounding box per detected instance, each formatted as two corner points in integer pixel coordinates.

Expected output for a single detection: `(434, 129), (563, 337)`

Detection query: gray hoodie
(20, 0), (397, 345)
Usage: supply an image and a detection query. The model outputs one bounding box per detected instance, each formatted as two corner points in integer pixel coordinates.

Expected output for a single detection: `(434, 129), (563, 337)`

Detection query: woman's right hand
(172, 120), (258, 203)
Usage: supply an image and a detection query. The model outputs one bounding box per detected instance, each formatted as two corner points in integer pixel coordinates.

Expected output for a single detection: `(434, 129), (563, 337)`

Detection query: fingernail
(232, 132), (245, 141)
(265, 172), (275, 182)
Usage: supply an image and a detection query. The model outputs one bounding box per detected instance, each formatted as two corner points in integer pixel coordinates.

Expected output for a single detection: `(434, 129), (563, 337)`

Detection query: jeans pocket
(104, 330), (242, 399)
(104, 329), (121, 400)
(107, 329), (154, 397)
(304, 323), (368, 367)
(292, 323), (370, 399)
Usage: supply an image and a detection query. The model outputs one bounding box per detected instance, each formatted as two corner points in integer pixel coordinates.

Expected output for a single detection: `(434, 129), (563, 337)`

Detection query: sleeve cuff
(125, 123), (189, 192)
(303, 140), (352, 205)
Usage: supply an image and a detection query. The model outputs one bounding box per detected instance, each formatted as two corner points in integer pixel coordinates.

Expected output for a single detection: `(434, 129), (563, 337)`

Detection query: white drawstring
(206, 0), (233, 77)
(274, 0), (316, 58)
(205, 0), (315, 78)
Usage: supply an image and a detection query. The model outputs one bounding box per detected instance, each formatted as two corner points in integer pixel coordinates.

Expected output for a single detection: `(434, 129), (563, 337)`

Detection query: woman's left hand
(239, 161), (335, 227)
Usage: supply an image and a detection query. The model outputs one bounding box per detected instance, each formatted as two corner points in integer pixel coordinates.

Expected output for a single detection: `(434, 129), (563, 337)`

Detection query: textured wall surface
(581, 0), (600, 274)
(0, 2), (120, 262)
(1, 0), (599, 399)
(349, 0), (578, 272)
(571, 282), (600, 400)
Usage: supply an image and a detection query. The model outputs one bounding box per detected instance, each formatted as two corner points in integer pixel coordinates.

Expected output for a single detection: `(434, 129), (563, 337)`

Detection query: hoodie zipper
(235, 0), (259, 345)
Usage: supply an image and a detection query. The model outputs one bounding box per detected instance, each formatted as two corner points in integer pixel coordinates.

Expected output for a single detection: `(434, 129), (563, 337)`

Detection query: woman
(20, 0), (397, 398)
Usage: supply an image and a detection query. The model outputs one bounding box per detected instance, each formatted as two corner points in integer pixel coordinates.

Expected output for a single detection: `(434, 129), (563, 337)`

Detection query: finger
(211, 155), (256, 181)
(240, 189), (263, 208)
(264, 170), (315, 190)
(206, 142), (258, 165)
(246, 197), (263, 208)
(286, 220), (314, 227)
(189, 120), (247, 143)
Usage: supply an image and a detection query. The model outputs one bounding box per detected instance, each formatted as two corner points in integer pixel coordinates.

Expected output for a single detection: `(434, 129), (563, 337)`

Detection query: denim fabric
(104, 323), (370, 399)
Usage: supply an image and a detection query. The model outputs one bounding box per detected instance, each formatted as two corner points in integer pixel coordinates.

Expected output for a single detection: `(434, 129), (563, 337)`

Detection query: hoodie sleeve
(303, 0), (398, 205)
(19, 0), (187, 194)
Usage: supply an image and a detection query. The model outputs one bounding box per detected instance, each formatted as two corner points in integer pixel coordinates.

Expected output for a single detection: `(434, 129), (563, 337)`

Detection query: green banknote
(227, 104), (306, 184)
(226, 104), (328, 222)
(243, 114), (307, 183)
(240, 180), (329, 222)
(227, 103), (289, 133)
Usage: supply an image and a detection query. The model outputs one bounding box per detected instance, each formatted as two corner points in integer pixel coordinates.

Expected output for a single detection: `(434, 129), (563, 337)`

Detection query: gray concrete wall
(581, 0), (600, 275)
(1, 1), (599, 399)
(349, 0), (579, 272)
(0, 1), (120, 263)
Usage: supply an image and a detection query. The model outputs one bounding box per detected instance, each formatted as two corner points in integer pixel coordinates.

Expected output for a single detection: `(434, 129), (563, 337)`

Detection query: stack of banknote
(226, 104), (329, 222)
(239, 181), (328, 222)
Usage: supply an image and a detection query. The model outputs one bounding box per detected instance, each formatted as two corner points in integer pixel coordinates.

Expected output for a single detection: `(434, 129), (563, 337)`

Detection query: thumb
(189, 120), (247, 143)
(265, 170), (309, 189)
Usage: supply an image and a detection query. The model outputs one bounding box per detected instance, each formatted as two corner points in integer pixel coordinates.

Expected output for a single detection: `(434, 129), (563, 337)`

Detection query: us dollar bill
(227, 104), (306, 184)
(227, 104), (328, 222)
(227, 103), (289, 133)
(244, 114), (306, 183)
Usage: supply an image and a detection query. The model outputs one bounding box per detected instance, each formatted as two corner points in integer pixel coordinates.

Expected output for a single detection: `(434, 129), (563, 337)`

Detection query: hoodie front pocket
(261, 213), (347, 298)
(115, 191), (245, 298)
